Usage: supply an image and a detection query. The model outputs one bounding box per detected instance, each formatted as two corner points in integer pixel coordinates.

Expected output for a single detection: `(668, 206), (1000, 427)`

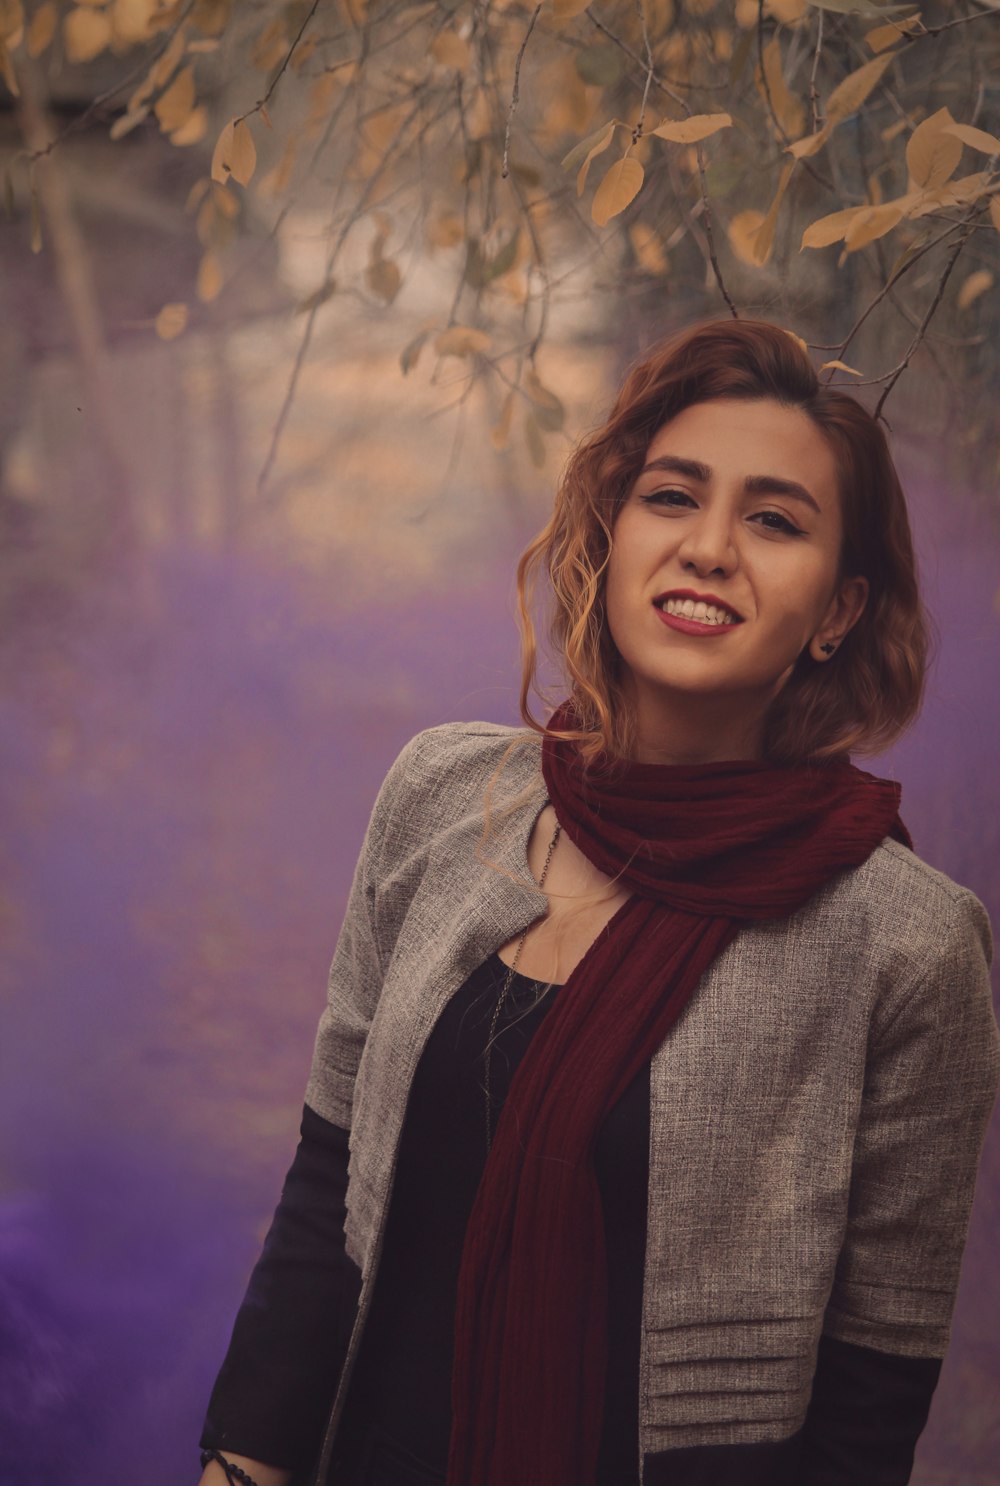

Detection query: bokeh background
(2, 4), (1000, 1484)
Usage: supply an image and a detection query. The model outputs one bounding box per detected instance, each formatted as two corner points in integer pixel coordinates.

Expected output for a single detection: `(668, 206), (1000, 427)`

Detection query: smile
(652, 594), (743, 636)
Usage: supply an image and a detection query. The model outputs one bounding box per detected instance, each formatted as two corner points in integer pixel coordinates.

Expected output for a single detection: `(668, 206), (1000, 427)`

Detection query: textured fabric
(303, 721), (1000, 1486)
(449, 699), (913, 1486)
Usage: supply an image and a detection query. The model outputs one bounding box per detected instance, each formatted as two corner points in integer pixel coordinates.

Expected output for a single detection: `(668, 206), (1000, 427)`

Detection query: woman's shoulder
(820, 836), (993, 982)
(371, 718), (543, 832)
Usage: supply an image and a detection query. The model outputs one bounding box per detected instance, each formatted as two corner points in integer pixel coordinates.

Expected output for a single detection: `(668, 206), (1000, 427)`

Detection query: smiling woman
(196, 319), (998, 1486)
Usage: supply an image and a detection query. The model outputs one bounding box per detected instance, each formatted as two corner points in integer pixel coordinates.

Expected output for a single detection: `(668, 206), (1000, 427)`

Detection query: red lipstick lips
(652, 589), (743, 638)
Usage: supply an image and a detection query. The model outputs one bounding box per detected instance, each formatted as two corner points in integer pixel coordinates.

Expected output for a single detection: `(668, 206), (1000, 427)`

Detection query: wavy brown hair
(514, 316), (929, 767)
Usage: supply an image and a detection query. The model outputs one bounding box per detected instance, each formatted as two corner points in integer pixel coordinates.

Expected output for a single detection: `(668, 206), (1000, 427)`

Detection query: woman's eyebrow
(639, 454), (821, 515)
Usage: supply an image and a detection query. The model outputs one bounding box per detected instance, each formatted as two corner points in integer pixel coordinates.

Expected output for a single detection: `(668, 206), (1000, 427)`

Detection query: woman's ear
(809, 575), (869, 662)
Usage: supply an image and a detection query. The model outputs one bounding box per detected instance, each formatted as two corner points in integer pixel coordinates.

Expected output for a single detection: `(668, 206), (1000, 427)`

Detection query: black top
(201, 953), (943, 1486)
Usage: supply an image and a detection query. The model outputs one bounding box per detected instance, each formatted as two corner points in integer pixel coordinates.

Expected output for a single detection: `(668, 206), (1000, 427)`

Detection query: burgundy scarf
(447, 699), (910, 1486)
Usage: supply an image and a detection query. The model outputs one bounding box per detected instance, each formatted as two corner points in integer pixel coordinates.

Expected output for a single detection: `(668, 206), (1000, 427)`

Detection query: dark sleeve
(199, 1103), (362, 1474)
(797, 1334), (942, 1484)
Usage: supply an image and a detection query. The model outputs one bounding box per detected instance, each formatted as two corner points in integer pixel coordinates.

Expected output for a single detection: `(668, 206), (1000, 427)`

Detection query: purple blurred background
(1, 446), (998, 1486)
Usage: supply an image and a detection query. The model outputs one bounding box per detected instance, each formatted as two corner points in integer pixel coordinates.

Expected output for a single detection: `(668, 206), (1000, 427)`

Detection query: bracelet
(200, 1447), (262, 1486)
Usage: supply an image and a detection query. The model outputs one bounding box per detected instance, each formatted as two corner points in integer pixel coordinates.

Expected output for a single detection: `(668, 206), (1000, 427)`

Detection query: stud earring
(819, 642), (836, 655)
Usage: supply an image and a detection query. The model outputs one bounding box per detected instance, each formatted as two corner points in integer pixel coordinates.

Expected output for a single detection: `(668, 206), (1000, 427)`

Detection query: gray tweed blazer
(303, 722), (1000, 1481)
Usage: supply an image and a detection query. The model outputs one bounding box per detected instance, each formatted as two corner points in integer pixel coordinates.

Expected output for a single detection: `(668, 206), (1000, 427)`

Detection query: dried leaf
(429, 28), (469, 69)
(941, 122), (1000, 158)
(819, 359), (863, 375)
(727, 209), (767, 266)
(592, 153), (644, 227)
(112, 0), (162, 46)
(651, 112), (732, 144)
(905, 107), (961, 189)
(434, 326), (492, 357)
(957, 269), (993, 311)
(211, 117), (256, 186)
(154, 63), (195, 132)
(843, 200), (907, 251)
(825, 52), (895, 125)
(296, 279), (337, 315)
(757, 38), (804, 139)
(27, 0), (56, 57)
(552, 0), (590, 18)
(259, 104), (273, 130)
(865, 11), (921, 51)
(748, 160), (794, 266)
(524, 369), (565, 432)
(367, 256), (401, 304)
(109, 107), (149, 140)
(155, 302), (189, 340)
(0, 36), (19, 96)
(196, 249), (223, 302)
(564, 120), (616, 196)
(629, 221), (668, 275)
(400, 329), (429, 375)
(800, 204), (867, 250)
(990, 197), (1000, 236)
(170, 103), (208, 147)
(782, 330), (810, 356)
(64, 5), (113, 63)
(908, 170), (991, 217)
(785, 123), (832, 159)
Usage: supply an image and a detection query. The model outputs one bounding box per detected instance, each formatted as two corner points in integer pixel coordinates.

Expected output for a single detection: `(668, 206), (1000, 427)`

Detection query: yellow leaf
(63, 5), (112, 63)
(756, 38), (804, 140)
(429, 28), (469, 69)
(155, 302), (189, 340)
(748, 160), (794, 266)
(170, 104), (208, 147)
(552, 0), (591, 18)
(629, 221), (668, 274)
(727, 209), (766, 266)
(785, 123), (831, 159)
(941, 122), (1000, 158)
(592, 154), (644, 227)
(212, 117), (256, 187)
(825, 52), (894, 126)
(908, 170), (991, 217)
(434, 326), (492, 357)
(651, 112), (732, 144)
(490, 390), (514, 450)
(819, 359), (863, 377)
(428, 213), (464, 249)
(366, 256), (401, 304)
(905, 107), (961, 190)
(0, 35), (19, 96)
(112, 0), (160, 46)
(800, 204), (867, 250)
(109, 108), (148, 140)
(957, 269), (993, 310)
(865, 11), (921, 52)
(570, 120), (616, 196)
(27, 0), (56, 57)
(154, 63), (195, 133)
(197, 249), (223, 302)
(843, 200), (907, 252)
(782, 329), (810, 356)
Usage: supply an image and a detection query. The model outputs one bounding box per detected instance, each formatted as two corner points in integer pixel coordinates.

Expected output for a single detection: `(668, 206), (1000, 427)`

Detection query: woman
(197, 318), (1000, 1486)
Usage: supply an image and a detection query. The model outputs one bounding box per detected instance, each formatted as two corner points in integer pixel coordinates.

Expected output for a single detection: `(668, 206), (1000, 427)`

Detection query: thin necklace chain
(483, 815), (562, 1153)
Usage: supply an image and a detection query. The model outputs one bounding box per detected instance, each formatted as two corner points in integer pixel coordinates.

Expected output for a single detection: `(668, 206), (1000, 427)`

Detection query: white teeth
(659, 597), (738, 625)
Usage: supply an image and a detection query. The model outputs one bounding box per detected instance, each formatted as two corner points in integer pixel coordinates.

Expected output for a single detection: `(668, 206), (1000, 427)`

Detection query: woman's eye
(752, 510), (804, 536)
(639, 488), (695, 508)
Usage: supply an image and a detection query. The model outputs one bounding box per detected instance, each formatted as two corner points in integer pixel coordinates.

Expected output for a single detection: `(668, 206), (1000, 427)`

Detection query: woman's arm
(799, 887), (1000, 1483)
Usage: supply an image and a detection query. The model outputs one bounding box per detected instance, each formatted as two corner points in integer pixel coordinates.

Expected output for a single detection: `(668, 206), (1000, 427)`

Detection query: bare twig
(239, 0), (323, 123)
(502, 3), (541, 180)
(872, 225), (975, 418)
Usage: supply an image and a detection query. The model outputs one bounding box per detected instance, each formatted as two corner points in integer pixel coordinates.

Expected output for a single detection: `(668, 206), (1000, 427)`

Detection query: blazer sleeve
(303, 728), (429, 1129)
(799, 887), (1000, 1483)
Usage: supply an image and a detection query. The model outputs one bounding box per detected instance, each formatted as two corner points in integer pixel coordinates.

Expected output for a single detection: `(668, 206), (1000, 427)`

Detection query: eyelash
(638, 489), (805, 537)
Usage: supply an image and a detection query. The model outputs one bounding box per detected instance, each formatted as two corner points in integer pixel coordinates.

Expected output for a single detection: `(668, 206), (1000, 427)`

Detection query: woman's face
(603, 396), (868, 759)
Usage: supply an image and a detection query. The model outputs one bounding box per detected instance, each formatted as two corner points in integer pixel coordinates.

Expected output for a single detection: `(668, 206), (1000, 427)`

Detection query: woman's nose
(676, 510), (738, 578)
